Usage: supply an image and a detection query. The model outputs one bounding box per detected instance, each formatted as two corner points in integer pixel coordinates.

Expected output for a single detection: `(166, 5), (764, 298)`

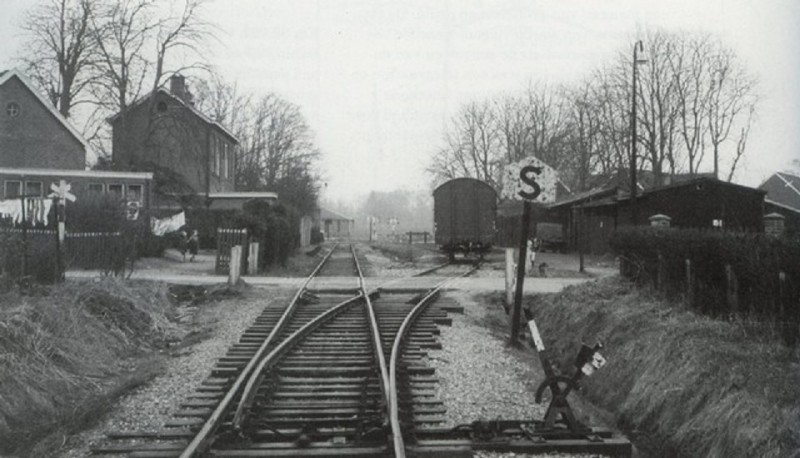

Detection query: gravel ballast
(430, 290), (614, 458)
(54, 285), (292, 458)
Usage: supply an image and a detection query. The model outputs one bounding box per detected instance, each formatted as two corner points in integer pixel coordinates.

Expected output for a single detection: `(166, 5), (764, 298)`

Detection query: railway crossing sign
(502, 157), (558, 203)
(48, 180), (77, 203)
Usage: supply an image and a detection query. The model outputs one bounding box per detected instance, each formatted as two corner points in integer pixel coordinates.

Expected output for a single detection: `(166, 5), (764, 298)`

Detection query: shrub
(610, 227), (800, 344)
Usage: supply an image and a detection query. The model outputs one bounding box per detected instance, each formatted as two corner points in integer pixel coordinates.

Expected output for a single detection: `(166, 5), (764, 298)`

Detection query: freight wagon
(433, 178), (497, 261)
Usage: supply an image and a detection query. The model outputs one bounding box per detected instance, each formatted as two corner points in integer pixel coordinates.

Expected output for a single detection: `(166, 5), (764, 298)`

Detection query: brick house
(0, 69), (152, 215)
(0, 69), (87, 169)
(108, 75), (239, 209)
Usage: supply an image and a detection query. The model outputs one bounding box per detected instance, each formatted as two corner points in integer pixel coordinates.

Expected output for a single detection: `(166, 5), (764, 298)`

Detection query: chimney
(170, 74), (188, 102)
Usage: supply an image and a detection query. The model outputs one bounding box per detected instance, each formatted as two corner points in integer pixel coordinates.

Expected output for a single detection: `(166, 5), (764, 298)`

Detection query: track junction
(91, 243), (630, 457)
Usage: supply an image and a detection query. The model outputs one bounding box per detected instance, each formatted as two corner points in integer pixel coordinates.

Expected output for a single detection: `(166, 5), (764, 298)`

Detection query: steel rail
(178, 242), (346, 458)
(388, 264), (480, 458)
(352, 244), (391, 408)
(413, 261), (453, 277)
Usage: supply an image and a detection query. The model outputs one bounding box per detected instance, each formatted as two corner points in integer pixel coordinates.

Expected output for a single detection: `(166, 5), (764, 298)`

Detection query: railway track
(93, 243), (473, 457)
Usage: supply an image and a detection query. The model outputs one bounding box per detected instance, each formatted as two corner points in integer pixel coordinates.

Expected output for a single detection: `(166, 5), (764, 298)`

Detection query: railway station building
(0, 68), (152, 222)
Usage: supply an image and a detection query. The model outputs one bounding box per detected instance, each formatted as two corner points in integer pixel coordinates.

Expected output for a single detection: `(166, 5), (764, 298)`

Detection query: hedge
(610, 227), (800, 345)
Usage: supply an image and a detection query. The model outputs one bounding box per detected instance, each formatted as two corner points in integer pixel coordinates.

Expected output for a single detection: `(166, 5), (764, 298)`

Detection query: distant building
(317, 207), (354, 239)
(759, 171), (800, 236)
(108, 75), (239, 206)
(0, 69), (151, 216)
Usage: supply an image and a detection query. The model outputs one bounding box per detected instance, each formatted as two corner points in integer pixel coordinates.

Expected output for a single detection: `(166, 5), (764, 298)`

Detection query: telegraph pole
(630, 40), (646, 226)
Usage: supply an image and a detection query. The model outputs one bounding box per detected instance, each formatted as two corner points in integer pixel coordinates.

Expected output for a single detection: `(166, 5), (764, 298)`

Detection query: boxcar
(433, 178), (497, 260)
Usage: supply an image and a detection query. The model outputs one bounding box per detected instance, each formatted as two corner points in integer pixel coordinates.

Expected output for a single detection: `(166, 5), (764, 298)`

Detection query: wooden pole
(578, 206), (585, 273)
(511, 200), (532, 345)
(21, 195), (28, 277)
(505, 248), (515, 307)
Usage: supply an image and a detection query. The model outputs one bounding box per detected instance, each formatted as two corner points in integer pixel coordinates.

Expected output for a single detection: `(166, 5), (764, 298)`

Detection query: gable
(760, 172), (800, 211)
(0, 70), (90, 153)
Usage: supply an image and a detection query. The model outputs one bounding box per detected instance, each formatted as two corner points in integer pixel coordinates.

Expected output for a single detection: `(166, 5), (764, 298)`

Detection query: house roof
(760, 171), (800, 211)
(106, 87), (239, 144)
(319, 207), (353, 221)
(0, 68), (91, 152)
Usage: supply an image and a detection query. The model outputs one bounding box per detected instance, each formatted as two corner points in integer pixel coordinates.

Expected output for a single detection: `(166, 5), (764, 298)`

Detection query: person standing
(187, 229), (200, 262)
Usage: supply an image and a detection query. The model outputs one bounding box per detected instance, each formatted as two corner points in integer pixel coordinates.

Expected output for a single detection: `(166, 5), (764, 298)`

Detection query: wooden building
(550, 177), (766, 253)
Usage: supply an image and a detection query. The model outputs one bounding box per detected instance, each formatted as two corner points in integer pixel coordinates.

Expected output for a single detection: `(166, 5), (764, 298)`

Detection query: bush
(610, 227), (800, 344)
(232, 202), (299, 269)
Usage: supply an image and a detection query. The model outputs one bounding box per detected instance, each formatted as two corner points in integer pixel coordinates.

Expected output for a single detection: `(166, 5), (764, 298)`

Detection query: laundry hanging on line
(0, 198), (53, 226)
(151, 211), (186, 236)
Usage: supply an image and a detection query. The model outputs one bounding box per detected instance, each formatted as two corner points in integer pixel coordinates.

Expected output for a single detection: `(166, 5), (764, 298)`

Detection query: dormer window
(6, 102), (20, 118)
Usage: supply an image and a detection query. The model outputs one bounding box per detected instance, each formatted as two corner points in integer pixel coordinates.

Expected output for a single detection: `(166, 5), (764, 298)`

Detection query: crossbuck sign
(502, 157), (558, 203)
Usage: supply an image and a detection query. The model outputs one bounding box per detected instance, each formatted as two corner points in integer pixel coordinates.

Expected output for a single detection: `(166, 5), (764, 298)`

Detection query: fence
(0, 228), (124, 281)
(216, 228), (248, 275)
(613, 227), (800, 346)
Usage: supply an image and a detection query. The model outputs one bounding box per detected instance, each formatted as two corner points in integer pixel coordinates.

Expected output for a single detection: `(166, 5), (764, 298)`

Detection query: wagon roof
(432, 177), (497, 195)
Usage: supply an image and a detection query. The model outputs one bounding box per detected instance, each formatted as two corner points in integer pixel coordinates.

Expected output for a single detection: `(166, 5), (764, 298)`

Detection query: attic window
(6, 102), (20, 118)
(157, 101), (167, 112)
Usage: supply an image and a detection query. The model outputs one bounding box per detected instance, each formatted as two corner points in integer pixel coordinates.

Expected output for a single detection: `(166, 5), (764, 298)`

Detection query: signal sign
(502, 157), (558, 203)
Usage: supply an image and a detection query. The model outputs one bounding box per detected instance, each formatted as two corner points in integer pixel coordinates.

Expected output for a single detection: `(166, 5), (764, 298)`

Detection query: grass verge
(0, 278), (184, 456)
(481, 276), (799, 458)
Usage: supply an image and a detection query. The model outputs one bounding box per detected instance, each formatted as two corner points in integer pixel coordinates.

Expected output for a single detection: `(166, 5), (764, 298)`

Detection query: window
(88, 183), (104, 193)
(157, 101), (168, 112)
(108, 184), (123, 197)
(712, 219), (724, 228)
(6, 102), (20, 118)
(127, 184), (143, 203)
(222, 144), (229, 179)
(214, 137), (221, 176)
(25, 181), (43, 197)
(4, 180), (21, 198)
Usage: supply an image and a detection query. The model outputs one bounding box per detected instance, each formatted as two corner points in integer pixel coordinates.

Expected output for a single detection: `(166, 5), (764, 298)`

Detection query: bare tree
(706, 47), (758, 179)
(563, 81), (603, 192)
(428, 100), (501, 188)
(18, 0), (98, 118)
(89, 0), (156, 114)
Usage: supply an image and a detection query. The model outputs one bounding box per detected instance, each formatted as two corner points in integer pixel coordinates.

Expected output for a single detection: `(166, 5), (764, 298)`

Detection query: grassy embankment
(0, 279), (186, 457)
(484, 276), (799, 457)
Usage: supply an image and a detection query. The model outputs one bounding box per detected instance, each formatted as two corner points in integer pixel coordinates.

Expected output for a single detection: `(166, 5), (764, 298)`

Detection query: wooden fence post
(657, 252), (665, 292)
(725, 264), (739, 315)
(248, 242), (259, 275)
(229, 245), (242, 285)
(685, 259), (694, 307)
(779, 271), (797, 346)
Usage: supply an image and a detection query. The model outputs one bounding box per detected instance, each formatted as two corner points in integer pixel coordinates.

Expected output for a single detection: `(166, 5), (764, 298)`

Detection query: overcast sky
(1, 0), (798, 202)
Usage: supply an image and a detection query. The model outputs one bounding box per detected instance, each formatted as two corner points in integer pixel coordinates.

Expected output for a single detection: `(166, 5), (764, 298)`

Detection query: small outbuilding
(317, 207), (354, 239)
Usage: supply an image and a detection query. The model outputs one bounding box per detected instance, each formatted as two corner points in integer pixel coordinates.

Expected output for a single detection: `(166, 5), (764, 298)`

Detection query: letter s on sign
(518, 165), (542, 200)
